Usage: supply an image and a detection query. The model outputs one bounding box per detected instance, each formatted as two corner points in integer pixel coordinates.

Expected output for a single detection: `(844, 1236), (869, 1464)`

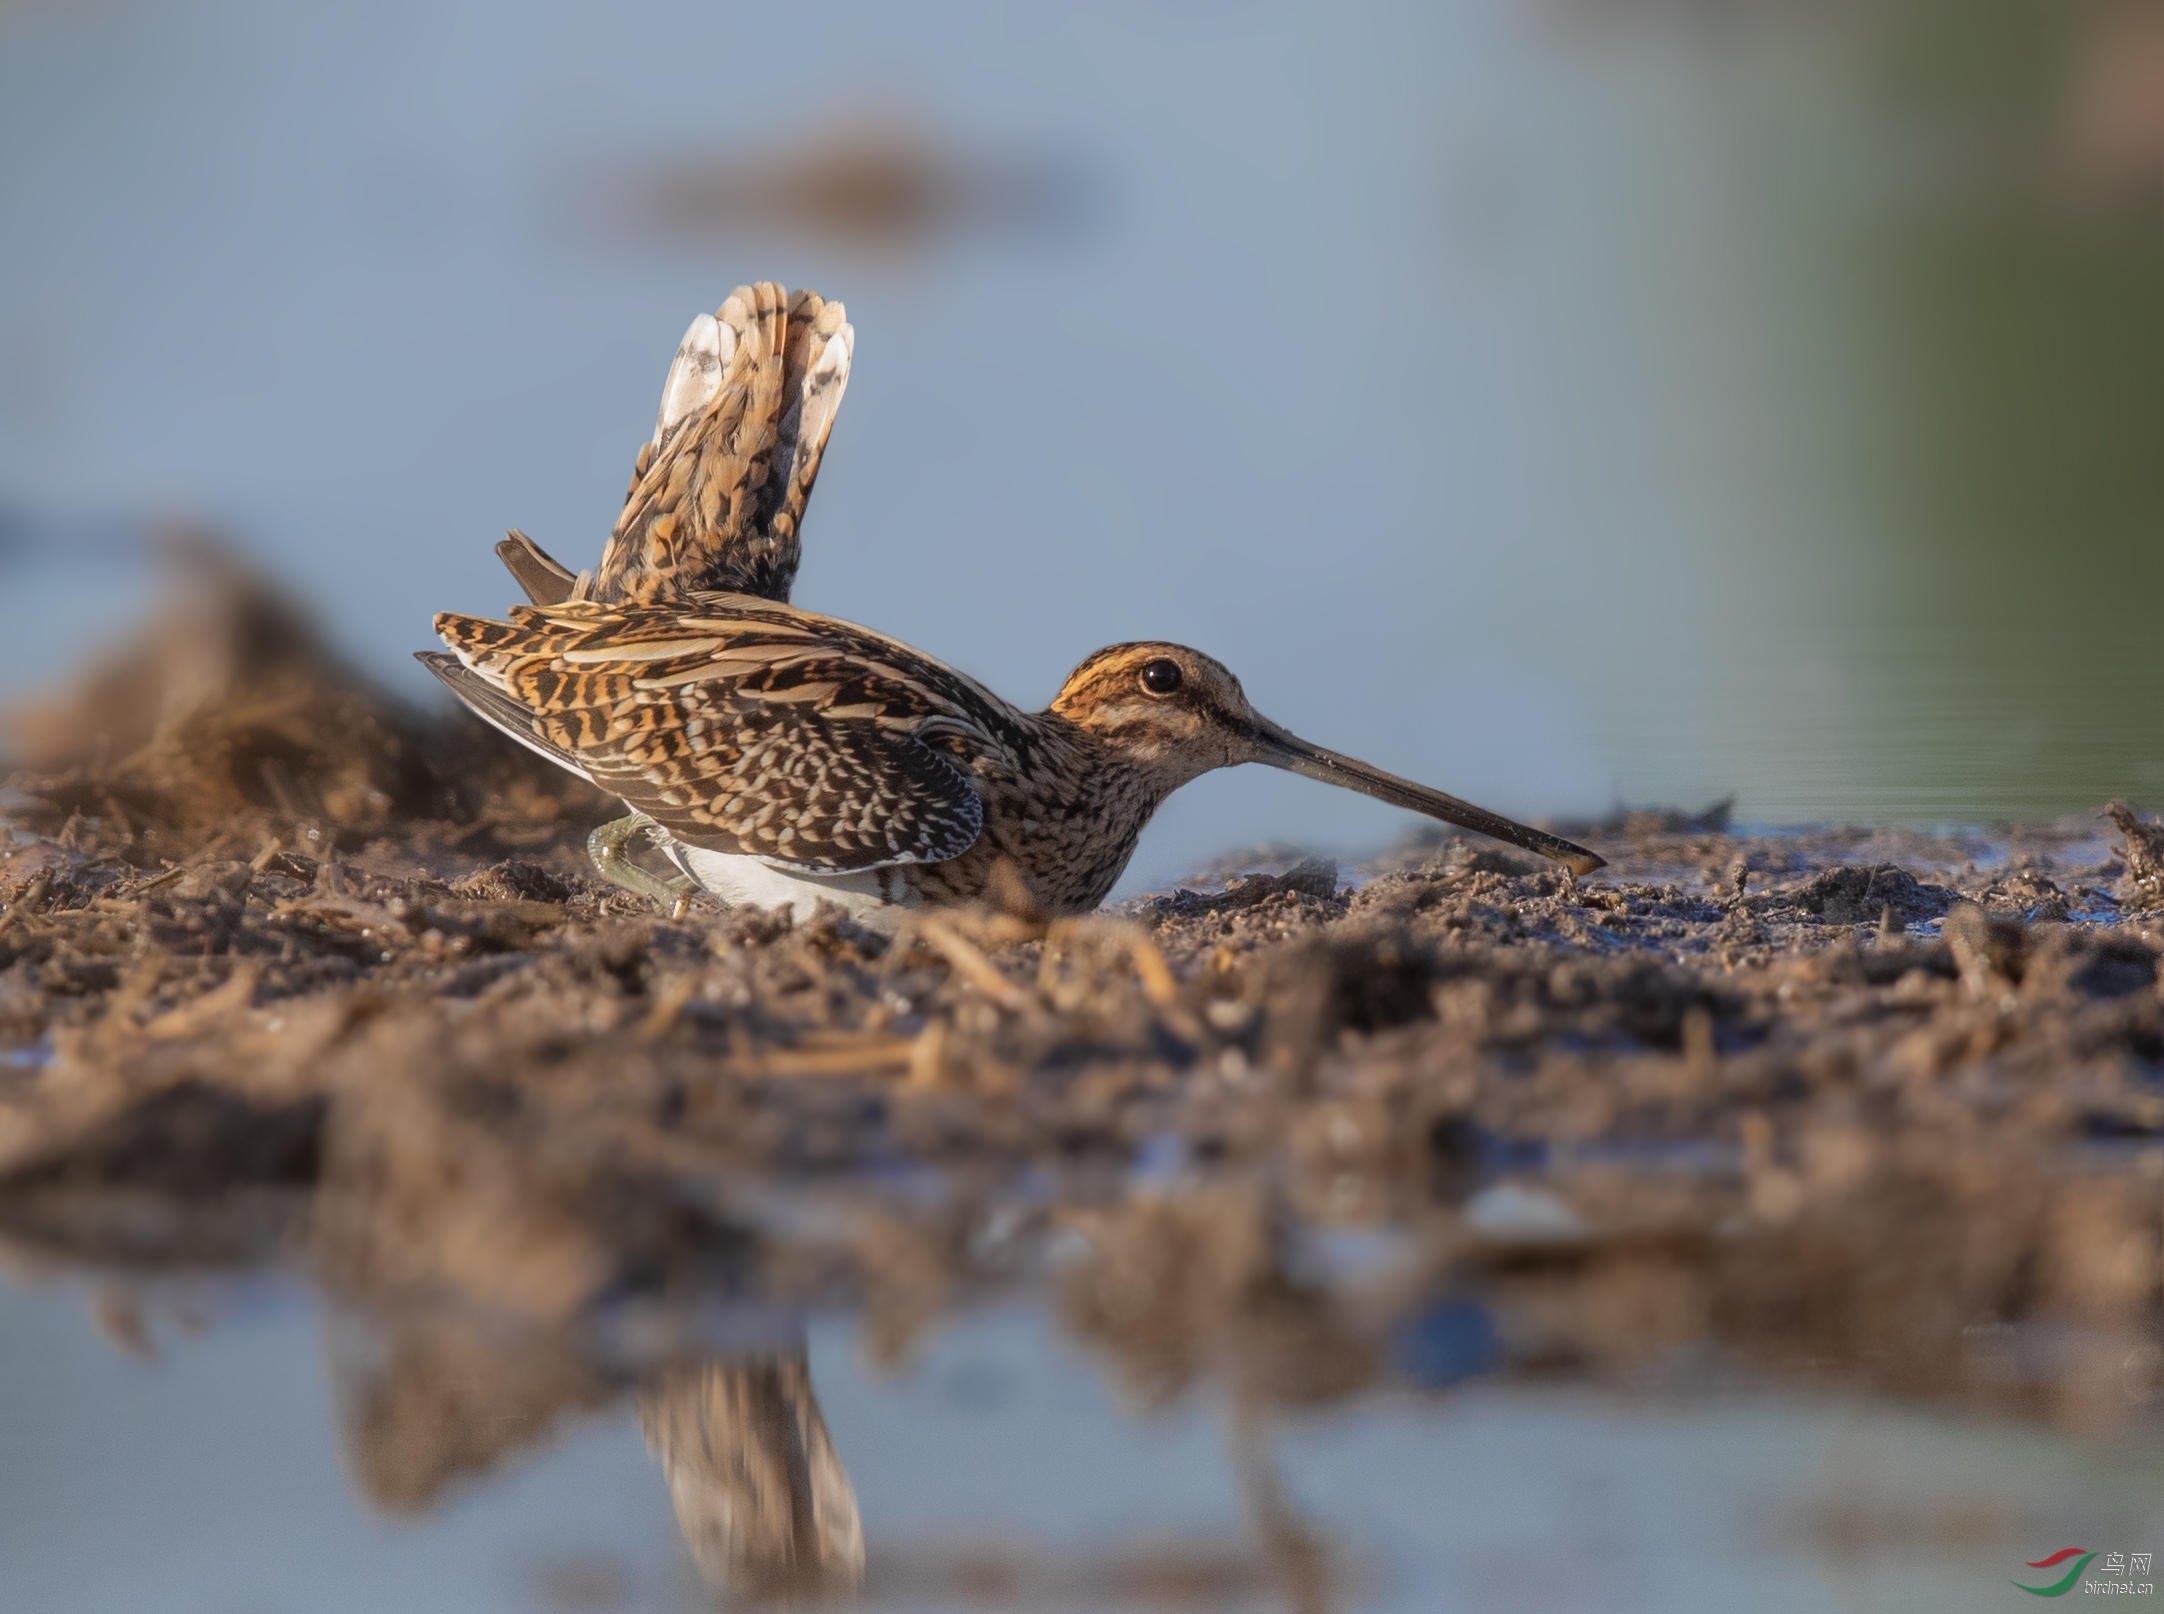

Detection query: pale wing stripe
(559, 637), (726, 665)
(676, 615), (821, 638)
(627, 648), (829, 689)
(701, 644), (830, 671)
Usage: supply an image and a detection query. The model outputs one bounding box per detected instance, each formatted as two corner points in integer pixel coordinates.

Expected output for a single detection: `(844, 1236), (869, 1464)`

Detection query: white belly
(661, 841), (917, 932)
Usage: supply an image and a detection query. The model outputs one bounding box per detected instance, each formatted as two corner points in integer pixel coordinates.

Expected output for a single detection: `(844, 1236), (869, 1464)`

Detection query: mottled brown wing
(583, 690), (983, 872)
(587, 284), (853, 606)
(433, 602), (984, 873)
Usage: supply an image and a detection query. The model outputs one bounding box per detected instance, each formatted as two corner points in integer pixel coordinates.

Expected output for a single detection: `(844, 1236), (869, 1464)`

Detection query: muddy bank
(5, 558), (2164, 1517)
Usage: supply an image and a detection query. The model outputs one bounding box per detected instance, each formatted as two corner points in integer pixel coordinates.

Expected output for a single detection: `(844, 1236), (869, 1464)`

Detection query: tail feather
(586, 282), (852, 606)
(495, 529), (580, 606)
(651, 311), (736, 457)
(765, 289), (854, 546)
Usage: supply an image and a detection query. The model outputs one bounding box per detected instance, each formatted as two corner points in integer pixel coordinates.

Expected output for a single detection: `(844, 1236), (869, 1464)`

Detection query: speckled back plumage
(587, 284), (854, 605)
(429, 595), (1195, 914)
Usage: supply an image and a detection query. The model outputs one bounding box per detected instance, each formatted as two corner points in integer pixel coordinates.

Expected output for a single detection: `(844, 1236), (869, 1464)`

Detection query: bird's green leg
(587, 814), (696, 914)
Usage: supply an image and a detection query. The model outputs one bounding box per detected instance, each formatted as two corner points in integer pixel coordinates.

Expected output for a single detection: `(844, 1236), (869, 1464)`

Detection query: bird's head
(1050, 641), (1605, 875)
(1050, 643), (1261, 771)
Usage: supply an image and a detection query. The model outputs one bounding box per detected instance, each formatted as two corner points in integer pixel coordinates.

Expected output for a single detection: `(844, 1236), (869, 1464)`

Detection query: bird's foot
(587, 815), (696, 916)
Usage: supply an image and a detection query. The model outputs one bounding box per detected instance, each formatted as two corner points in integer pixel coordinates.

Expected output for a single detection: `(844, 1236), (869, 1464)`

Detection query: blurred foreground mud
(6, 559), (2164, 1594)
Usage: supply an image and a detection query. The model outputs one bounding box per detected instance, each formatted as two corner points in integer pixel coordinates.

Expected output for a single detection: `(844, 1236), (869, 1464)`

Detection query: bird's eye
(1139, 658), (1184, 696)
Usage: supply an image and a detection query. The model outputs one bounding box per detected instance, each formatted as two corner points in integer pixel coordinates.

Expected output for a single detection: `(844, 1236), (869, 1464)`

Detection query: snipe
(423, 283), (1602, 925)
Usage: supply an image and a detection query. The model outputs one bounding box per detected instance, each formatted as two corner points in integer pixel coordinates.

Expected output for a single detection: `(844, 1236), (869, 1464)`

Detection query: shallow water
(7, 1271), (2162, 1613)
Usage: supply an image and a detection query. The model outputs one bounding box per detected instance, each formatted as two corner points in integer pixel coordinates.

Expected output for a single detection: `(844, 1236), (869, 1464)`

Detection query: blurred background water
(6, 0), (2164, 1607)
(5, 0), (2160, 889)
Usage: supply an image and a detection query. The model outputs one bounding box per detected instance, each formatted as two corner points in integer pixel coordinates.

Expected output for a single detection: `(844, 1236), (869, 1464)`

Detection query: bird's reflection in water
(636, 1351), (864, 1604)
(324, 1309), (861, 1602)
(325, 1300), (1346, 1612)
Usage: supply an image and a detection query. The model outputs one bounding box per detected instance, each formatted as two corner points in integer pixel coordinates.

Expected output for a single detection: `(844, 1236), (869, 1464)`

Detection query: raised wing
(432, 599), (987, 874)
(587, 284), (854, 606)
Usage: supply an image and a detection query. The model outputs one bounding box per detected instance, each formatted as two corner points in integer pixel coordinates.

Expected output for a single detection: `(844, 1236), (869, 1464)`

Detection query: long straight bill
(1253, 719), (1605, 875)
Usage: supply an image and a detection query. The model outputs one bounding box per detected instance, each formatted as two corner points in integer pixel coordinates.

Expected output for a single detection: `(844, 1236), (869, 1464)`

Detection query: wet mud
(5, 559), (2164, 1598)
